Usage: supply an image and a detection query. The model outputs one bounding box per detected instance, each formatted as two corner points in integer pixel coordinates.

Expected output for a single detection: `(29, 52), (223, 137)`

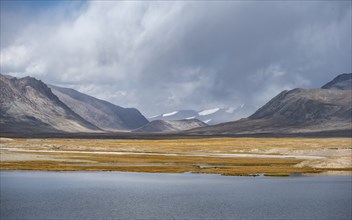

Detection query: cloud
(1, 1), (351, 116)
(1, 45), (31, 70)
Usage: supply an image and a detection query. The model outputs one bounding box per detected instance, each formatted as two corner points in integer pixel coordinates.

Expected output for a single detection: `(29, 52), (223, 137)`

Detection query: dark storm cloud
(1, 1), (351, 116)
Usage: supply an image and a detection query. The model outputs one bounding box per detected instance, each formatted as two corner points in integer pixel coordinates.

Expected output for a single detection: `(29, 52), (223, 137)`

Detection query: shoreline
(1, 169), (351, 177)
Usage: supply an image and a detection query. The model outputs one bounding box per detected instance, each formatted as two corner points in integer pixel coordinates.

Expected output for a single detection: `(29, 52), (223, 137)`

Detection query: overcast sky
(1, 1), (351, 116)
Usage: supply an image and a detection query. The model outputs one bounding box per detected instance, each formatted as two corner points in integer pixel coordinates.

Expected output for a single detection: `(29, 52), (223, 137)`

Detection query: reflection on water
(1, 171), (351, 220)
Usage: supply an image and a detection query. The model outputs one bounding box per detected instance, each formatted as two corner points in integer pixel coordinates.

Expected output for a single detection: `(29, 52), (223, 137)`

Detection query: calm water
(1, 171), (351, 220)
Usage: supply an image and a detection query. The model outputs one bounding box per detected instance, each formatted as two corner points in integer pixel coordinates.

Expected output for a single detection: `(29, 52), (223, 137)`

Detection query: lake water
(1, 171), (351, 220)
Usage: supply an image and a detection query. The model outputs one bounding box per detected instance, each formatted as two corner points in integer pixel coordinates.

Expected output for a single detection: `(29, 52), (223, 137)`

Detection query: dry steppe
(1, 137), (351, 176)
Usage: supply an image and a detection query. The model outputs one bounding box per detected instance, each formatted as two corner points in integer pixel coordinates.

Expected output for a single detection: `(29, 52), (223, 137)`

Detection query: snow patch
(186, 116), (196, 119)
(162, 111), (178, 117)
(149, 114), (160, 119)
(225, 107), (235, 113)
(198, 108), (220, 116)
(203, 119), (212, 124)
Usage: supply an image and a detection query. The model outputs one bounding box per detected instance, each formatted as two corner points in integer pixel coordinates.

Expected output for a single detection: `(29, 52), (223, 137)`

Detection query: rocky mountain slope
(133, 119), (207, 132)
(189, 73), (352, 135)
(49, 85), (148, 130)
(322, 73), (352, 90)
(0, 74), (100, 133)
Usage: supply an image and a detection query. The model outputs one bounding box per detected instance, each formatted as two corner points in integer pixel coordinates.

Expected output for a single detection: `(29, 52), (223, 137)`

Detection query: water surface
(1, 171), (351, 219)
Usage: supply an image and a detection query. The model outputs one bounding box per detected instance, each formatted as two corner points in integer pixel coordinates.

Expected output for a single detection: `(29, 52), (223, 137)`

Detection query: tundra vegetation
(0, 138), (351, 176)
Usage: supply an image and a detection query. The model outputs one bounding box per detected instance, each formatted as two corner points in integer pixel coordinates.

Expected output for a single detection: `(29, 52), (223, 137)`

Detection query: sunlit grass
(1, 137), (351, 154)
(1, 137), (351, 176)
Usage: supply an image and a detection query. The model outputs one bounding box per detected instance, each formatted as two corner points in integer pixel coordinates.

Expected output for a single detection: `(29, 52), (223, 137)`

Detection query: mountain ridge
(321, 73), (352, 90)
(1, 73), (350, 136)
(0, 74), (100, 133)
(188, 73), (352, 135)
(49, 85), (149, 131)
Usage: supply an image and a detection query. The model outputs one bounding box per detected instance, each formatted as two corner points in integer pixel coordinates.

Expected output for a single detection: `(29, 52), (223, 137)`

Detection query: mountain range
(188, 73), (352, 136)
(0, 74), (148, 133)
(0, 73), (351, 136)
(148, 105), (257, 125)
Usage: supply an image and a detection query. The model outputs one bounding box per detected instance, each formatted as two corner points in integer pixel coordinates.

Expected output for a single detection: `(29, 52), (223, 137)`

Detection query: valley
(1, 137), (351, 176)
(1, 73), (351, 175)
(1, 3), (351, 219)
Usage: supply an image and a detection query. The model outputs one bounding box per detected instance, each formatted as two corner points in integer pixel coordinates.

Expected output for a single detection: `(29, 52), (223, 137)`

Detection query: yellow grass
(1, 137), (351, 153)
(1, 137), (351, 175)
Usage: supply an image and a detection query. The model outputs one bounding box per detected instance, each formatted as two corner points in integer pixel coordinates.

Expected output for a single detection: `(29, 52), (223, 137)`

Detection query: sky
(1, 1), (351, 116)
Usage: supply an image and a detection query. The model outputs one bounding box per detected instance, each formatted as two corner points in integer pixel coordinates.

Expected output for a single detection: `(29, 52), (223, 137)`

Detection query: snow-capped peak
(162, 111), (178, 117)
(198, 108), (220, 116)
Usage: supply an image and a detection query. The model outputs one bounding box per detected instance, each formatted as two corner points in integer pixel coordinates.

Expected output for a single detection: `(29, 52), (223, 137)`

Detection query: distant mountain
(0, 74), (100, 133)
(133, 119), (207, 132)
(3, 73), (350, 136)
(197, 106), (257, 124)
(49, 85), (148, 131)
(189, 73), (352, 135)
(149, 110), (198, 121)
(148, 105), (256, 125)
(322, 73), (352, 90)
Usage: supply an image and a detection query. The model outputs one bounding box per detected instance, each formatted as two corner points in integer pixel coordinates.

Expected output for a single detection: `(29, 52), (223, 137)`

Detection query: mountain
(197, 106), (257, 124)
(322, 73), (352, 90)
(133, 119), (207, 132)
(189, 73), (352, 135)
(0, 74), (100, 133)
(49, 85), (148, 131)
(149, 110), (198, 121)
(148, 105), (256, 125)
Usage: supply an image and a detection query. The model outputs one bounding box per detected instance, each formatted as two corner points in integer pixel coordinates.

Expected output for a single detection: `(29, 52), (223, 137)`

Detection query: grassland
(0, 137), (351, 176)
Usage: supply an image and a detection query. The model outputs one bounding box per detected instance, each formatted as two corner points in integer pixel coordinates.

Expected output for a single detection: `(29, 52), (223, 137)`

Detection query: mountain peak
(0, 75), (100, 133)
(190, 73), (352, 136)
(321, 73), (352, 90)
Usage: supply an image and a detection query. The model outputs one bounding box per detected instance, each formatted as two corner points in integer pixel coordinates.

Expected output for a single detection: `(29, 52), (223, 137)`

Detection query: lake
(1, 171), (351, 219)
